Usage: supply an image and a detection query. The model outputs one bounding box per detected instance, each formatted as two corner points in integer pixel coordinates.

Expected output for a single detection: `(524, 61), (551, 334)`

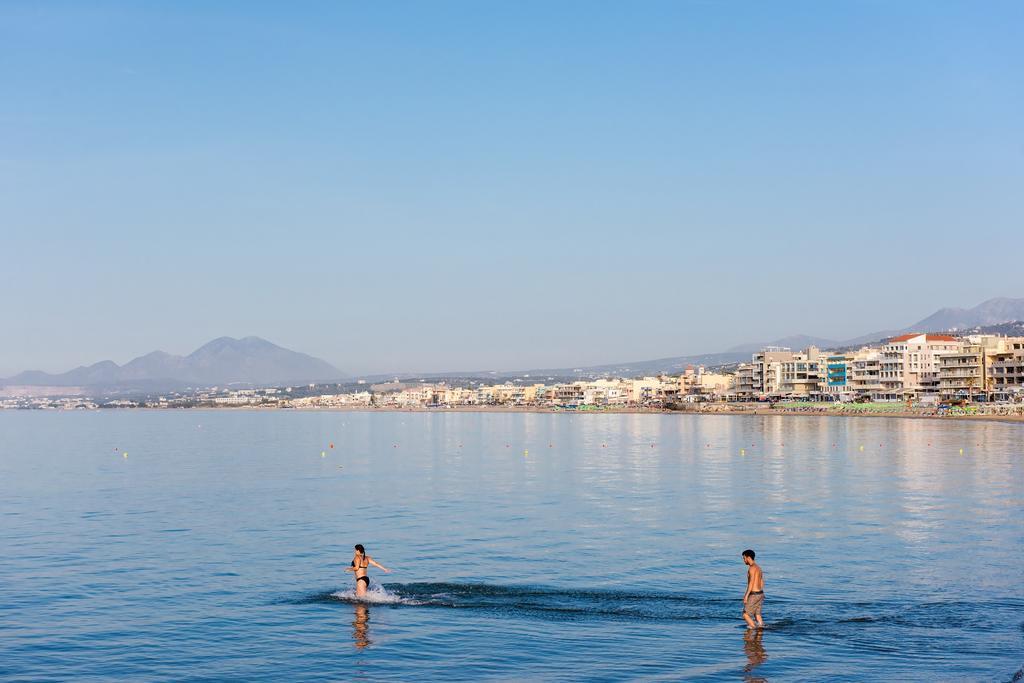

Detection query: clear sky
(2, 1), (1022, 376)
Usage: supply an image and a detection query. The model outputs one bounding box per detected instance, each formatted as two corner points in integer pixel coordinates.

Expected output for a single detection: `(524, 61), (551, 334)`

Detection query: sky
(2, 1), (1023, 376)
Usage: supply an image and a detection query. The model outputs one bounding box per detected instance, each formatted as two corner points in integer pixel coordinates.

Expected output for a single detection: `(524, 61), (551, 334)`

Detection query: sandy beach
(284, 403), (1024, 424)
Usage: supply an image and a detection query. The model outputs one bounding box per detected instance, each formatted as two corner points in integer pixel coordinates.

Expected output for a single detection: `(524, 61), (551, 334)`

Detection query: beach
(283, 402), (1024, 423)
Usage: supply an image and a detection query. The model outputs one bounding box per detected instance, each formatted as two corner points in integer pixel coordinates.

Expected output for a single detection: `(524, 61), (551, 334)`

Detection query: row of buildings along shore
(733, 333), (1024, 403)
(294, 332), (1024, 409)
(4, 333), (1024, 410)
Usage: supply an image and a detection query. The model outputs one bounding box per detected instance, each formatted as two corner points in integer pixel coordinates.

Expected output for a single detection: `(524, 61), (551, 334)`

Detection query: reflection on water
(743, 629), (768, 682)
(351, 603), (371, 649)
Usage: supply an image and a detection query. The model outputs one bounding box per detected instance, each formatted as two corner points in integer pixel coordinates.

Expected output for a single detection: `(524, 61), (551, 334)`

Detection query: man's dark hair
(742, 549), (755, 560)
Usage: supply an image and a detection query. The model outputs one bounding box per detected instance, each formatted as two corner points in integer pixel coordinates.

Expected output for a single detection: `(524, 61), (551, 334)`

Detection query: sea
(1, 410), (1022, 681)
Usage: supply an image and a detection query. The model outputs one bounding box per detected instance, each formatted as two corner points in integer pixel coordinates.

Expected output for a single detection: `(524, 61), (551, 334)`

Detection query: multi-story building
(580, 379), (630, 406)
(628, 377), (668, 404)
(491, 384), (532, 405)
(474, 384), (497, 405)
(441, 386), (477, 405)
(732, 364), (755, 400)
(694, 371), (732, 398)
(748, 346), (822, 399)
(534, 385), (559, 407)
(878, 334), (961, 401)
(938, 345), (984, 401)
(848, 348), (882, 397)
(940, 335), (1024, 400)
(779, 347), (822, 397)
(989, 338), (1024, 398)
(555, 383), (585, 407)
(937, 336), (1002, 401)
(751, 347), (793, 396)
(822, 354), (853, 399)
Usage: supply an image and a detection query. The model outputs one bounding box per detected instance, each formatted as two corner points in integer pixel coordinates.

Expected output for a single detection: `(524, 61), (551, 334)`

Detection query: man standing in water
(742, 549), (764, 629)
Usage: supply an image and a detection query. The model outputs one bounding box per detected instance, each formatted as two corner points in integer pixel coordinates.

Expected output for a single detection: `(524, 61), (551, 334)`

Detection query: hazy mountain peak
(3, 337), (345, 390)
(911, 297), (1024, 331)
(189, 336), (283, 356)
(134, 350), (172, 360)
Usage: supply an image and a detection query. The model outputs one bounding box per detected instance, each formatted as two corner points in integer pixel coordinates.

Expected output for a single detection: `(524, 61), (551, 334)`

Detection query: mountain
(908, 297), (1024, 331)
(1, 337), (346, 390)
(499, 297), (1024, 378)
(178, 336), (344, 385)
(723, 297), (1024, 359)
(5, 298), (1022, 391)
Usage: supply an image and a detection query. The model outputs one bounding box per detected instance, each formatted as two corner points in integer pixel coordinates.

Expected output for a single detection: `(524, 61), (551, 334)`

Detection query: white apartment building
(751, 347), (793, 396)
(878, 333), (961, 400)
(629, 377), (665, 404)
(748, 346), (822, 398)
(779, 347), (822, 397)
(849, 348), (882, 396)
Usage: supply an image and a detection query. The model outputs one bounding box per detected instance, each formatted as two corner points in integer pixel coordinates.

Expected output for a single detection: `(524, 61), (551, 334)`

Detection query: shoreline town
(3, 332), (1024, 419)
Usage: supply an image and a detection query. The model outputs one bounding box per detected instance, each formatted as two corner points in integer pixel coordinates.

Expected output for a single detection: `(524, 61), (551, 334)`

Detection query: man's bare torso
(747, 563), (764, 592)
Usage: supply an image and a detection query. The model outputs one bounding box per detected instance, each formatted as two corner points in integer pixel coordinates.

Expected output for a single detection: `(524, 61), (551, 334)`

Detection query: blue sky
(2, 1), (1022, 375)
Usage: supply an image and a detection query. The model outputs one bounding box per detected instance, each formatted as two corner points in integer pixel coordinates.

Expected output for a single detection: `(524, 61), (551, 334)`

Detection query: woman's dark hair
(354, 544), (366, 554)
(742, 549), (755, 560)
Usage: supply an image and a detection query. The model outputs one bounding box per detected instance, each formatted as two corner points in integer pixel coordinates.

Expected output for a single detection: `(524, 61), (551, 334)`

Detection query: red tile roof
(887, 333), (959, 343)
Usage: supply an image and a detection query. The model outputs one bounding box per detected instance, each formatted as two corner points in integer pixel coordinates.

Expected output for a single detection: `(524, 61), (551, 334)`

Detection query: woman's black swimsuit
(352, 558), (370, 586)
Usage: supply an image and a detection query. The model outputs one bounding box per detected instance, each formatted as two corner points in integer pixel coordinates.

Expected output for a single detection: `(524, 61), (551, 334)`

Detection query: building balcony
(941, 370), (982, 378)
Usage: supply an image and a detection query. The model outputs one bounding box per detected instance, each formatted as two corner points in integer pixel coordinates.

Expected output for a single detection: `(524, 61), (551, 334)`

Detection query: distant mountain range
(910, 297), (1024, 331)
(726, 297), (1024, 354)
(506, 296), (1024, 378)
(1, 337), (346, 391)
(3, 297), (1023, 393)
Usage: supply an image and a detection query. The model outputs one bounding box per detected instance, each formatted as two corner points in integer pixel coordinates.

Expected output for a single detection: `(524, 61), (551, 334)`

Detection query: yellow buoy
(959, 448), (964, 455)
(321, 451), (326, 457)
(859, 445), (864, 452)
(122, 452), (128, 458)
(523, 449), (529, 456)
(740, 448), (746, 455)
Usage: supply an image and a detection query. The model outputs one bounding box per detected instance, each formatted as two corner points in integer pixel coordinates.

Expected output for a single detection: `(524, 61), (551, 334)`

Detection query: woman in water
(346, 544), (390, 596)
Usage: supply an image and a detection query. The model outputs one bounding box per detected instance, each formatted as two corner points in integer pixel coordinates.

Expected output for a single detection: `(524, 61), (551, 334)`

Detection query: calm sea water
(1, 410), (1022, 681)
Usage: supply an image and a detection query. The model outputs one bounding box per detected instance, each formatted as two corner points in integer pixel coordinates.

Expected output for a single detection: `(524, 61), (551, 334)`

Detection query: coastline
(11, 404), (1022, 425)
(276, 404), (1024, 424)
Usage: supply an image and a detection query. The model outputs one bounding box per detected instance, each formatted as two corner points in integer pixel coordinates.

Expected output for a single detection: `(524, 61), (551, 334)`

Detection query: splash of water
(330, 583), (421, 605)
